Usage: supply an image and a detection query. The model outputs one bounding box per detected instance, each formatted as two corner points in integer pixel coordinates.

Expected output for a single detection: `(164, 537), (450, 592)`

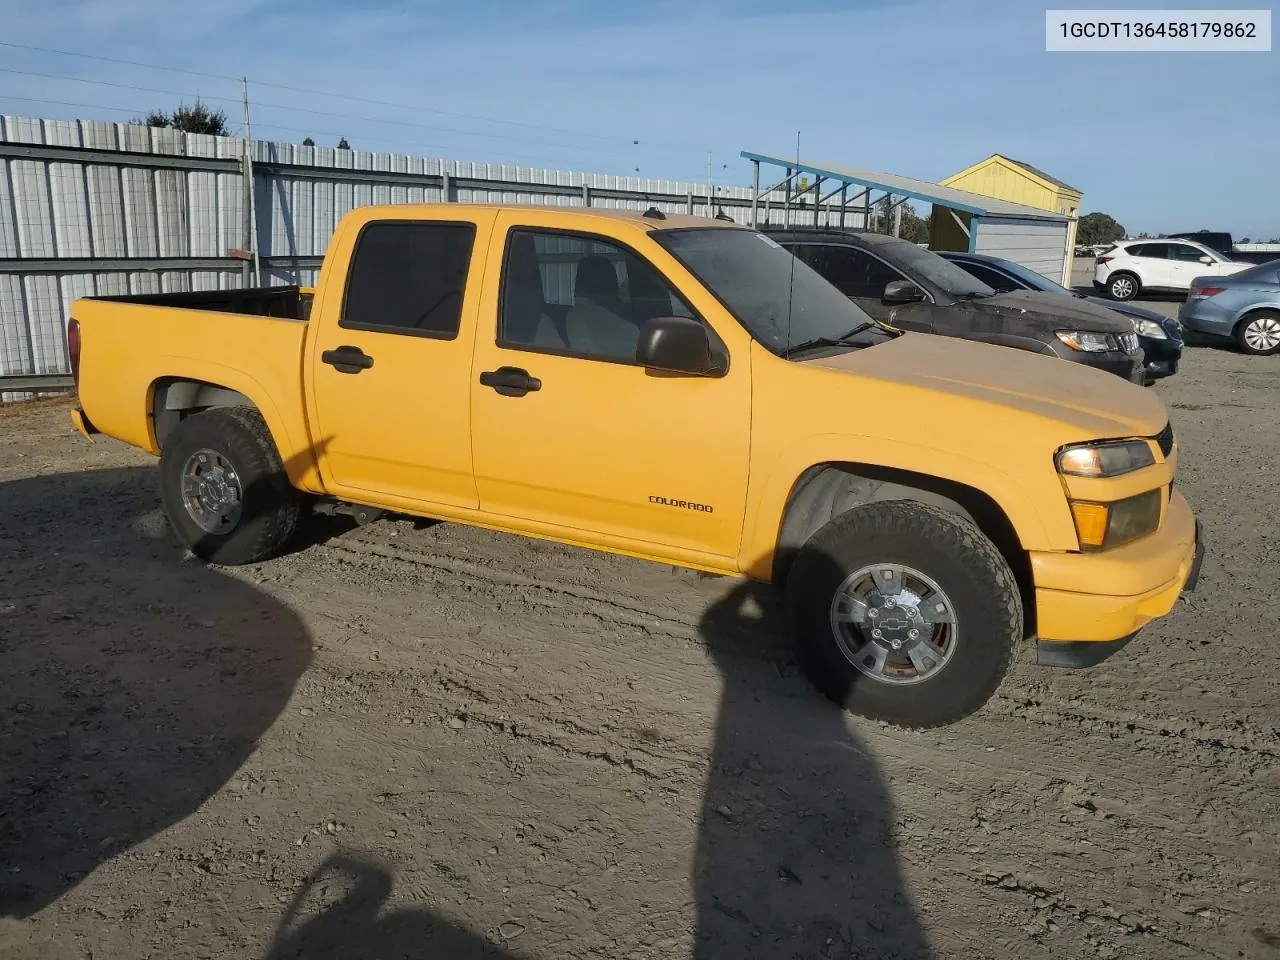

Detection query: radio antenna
(785, 129), (800, 355)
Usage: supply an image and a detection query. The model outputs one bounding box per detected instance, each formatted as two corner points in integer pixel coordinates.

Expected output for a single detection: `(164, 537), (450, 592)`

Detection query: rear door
(309, 212), (495, 509)
(1127, 242), (1172, 288)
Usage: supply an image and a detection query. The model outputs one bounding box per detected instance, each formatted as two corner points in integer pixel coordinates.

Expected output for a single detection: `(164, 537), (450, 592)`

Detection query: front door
(310, 214), (493, 509)
(1167, 242), (1215, 287)
(468, 215), (751, 564)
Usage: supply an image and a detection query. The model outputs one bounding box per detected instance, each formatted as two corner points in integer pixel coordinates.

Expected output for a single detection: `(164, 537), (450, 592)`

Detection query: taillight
(1096, 256), (1114, 265)
(67, 318), (81, 385)
(1190, 285), (1224, 299)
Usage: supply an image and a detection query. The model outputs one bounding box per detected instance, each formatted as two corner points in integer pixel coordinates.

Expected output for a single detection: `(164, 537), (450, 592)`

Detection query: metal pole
(893, 195), (902, 237)
(750, 160), (759, 227)
(442, 170), (452, 202)
(241, 78), (260, 286)
(783, 167), (792, 228)
(840, 184), (847, 229)
(813, 176), (822, 227)
(707, 152), (713, 218)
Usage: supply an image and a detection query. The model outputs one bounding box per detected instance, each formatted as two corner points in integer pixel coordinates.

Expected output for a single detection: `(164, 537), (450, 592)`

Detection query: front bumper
(1141, 336), (1182, 380)
(1032, 495), (1203, 668)
(1057, 347), (1146, 383)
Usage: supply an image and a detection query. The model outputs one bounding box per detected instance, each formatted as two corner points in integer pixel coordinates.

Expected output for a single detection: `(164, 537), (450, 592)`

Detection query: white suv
(1094, 238), (1251, 301)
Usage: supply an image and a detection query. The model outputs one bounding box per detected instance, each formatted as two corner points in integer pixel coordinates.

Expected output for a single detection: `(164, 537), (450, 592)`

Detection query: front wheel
(785, 501), (1022, 729)
(159, 407), (303, 565)
(1235, 310), (1280, 356)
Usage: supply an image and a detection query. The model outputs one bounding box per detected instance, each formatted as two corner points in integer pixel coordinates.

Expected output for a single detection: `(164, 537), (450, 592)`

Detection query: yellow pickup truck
(67, 204), (1203, 728)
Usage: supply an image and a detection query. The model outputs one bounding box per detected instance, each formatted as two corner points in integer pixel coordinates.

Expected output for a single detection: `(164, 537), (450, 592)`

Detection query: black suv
(769, 229), (1145, 384)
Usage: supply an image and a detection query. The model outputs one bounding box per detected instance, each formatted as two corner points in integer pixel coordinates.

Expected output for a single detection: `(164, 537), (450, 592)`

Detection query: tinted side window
(341, 221), (476, 338)
(1130, 243), (1169, 259)
(1171, 244), (1208, 261)
(499, 229), (697, 364)
(795, 245), (907, 299)
(957, 262), (1020, 293)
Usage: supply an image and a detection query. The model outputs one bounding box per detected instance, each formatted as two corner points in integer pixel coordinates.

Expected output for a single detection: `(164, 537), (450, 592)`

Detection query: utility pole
(706, 152), (713, 218)
(241, 77), (261, 286)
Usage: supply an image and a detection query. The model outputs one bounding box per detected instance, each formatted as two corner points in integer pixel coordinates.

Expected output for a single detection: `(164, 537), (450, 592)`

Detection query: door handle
(479, 366), (541, 397)
(321, 345), (374, 374)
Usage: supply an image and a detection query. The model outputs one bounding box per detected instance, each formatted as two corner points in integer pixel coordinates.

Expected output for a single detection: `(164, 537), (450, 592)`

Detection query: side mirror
(882, 279), (926, 305)
(636, 316), (725, 376)
(1199, 255), (1214, 264)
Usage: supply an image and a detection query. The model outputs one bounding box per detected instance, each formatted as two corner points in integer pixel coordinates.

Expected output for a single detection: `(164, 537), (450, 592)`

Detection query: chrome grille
(1120, 332), (1139, 353)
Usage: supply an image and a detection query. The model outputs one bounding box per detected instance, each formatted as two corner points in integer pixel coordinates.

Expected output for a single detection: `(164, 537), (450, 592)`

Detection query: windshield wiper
(785, 322), (876, 357)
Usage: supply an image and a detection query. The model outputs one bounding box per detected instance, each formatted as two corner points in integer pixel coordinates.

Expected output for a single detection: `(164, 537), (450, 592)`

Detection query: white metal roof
(741, 152), (1070, 222)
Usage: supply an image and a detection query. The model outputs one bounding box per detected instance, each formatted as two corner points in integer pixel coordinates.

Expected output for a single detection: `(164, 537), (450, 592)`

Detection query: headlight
(1132, 318), (1167, 340)
(1055, 330), (1117, 353)
(1056, 440), (1155, 477)
(1069, 489), (1162, 550)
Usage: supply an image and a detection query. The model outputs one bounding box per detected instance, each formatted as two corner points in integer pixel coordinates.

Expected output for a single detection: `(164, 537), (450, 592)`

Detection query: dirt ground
(1, 339), (1278, 960)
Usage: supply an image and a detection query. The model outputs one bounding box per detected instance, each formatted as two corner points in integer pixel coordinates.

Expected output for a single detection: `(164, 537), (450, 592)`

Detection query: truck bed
(89, 285), (313, 321)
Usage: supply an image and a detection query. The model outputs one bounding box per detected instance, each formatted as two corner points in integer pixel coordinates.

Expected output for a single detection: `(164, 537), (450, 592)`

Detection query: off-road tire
(1107, 272), (1140, 301)
(159, 406), (302, 565)
(1235, 310), (1280, 356)
(785, 500), (1021, 729)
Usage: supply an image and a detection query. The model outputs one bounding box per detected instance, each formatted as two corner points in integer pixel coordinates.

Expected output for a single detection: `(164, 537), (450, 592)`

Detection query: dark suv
(770, 230), (1145, 383)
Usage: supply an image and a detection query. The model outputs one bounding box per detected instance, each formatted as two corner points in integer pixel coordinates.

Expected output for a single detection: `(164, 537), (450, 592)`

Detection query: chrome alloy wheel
(180, 448), (243, 534)
(828, 563), (958, 685)
(1242, 314), (1280, 352)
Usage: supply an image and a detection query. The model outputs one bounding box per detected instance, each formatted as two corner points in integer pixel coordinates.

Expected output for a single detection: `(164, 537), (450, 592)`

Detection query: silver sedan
(1179, 261), (1280, 356)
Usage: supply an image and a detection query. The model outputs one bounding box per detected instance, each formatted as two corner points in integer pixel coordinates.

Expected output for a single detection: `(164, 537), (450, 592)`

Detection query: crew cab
(68, 204), (1204, 729)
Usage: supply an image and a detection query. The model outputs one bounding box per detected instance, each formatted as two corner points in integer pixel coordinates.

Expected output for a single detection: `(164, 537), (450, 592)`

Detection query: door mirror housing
(636, 316), (726, 376)
(1199, 255), (1214, 265)
(882, 279), (926, 304)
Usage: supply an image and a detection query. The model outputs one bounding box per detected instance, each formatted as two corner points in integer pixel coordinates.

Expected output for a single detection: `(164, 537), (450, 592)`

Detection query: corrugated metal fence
(0, 114), (864, 400)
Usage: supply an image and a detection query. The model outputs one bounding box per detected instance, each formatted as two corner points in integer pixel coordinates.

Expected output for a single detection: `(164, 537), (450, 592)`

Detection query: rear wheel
(159, 407), (302, 565)
(1107, 272), (1139, 301)
(1235, 310), (1280, 356)
(785, 500), (1021, 729)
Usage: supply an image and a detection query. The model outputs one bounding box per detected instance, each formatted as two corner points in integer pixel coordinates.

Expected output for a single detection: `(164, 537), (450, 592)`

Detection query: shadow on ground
(0, 464), (928, 957)
(692, 579), (931, 959)
(0, 466), (313, 917)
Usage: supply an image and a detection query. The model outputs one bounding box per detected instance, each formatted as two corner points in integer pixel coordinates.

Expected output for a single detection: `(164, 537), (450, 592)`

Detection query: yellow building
(935, 155), (1082, 284)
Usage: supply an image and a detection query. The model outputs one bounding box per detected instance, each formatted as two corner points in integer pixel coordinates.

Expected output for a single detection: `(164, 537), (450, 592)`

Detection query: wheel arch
(1233, 306), (1280, 335)
(148, 375), (321, 491)
(772, 462), (1036, 640)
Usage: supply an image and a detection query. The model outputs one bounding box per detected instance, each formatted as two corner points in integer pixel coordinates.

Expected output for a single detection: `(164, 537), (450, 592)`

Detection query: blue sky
(1, 0), (1276, 236)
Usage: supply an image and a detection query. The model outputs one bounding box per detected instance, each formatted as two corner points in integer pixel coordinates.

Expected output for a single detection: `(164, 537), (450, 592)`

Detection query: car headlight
(1132, 318), (1167, 340)
(1055, 330), (1117, 353)
(1056, 440), (1155, 477)
(1068, 489), (1162, 550)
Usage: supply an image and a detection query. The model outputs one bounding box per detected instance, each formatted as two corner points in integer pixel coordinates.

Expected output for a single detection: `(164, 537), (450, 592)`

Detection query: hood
(801, 331), (1168, 441)
(973, 290), (1135, 333)
(1079, 295), (1170, 325)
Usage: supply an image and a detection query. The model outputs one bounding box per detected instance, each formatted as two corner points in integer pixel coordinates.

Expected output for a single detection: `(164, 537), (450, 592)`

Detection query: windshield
(883, 241), (995, 299)
(985, 257), (1072, 296)
(653, 228), (892, 356)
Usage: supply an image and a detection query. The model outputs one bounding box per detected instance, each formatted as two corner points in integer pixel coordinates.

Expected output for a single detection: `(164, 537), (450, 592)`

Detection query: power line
(0, 93), (700, 175)
(0, 39), (677, 149)
(0, 65), (655, 162)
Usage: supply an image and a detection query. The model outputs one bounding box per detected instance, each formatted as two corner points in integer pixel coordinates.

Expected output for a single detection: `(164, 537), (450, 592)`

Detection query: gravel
(0, 337), (1276, 960)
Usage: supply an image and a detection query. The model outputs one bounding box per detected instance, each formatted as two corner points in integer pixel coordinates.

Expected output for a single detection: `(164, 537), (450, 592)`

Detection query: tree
(1077, 211), (1125, 247)
(132, 100), (229, 136)
(337, 137), (351, 150)
(302, 137), (315, 147)
(872, 196), (929, 244)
